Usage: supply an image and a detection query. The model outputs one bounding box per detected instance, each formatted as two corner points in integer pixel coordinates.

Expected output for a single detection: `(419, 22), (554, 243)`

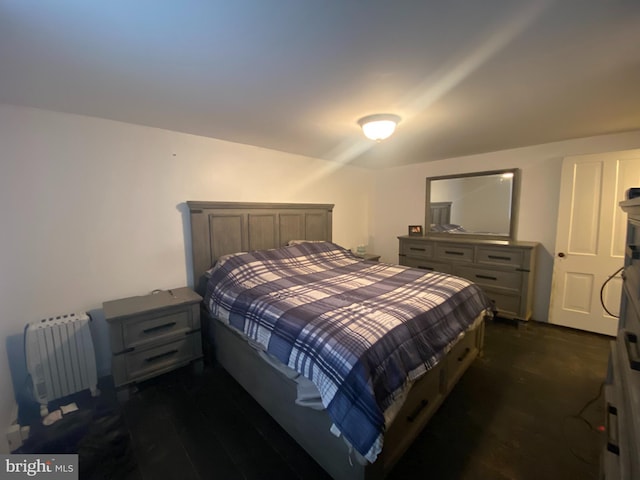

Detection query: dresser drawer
(402, 256), (453, 274)
(609, 337), (640, 480)
(629, 222), (640, 247)
(482, 289), (521, 317)
(602, 385), (622, 480)
(114, 334), (201, 387)
(122, 308), (195, 350)
(401, 241), (434, 259)
(477, 246), (524, 268)
(624, 261), (640, 301)
(622, 281), (640, 334)
(435, 243), (473, 263)
(455, 265), (521, 291)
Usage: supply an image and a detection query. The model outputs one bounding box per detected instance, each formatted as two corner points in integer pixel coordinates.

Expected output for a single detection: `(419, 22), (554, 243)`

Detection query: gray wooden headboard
(187, 201), (334, 292)
(430, 201), (452, 225)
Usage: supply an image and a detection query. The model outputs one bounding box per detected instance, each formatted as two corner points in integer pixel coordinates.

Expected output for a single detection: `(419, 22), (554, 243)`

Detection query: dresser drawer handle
(145, 349), (179, 363)
(418, 266), (434, 271)
(444, 250), (464, 256)
(475, 274), (498, 281)
(143, 322), (177, 334)
(458, 347), (471, 362)
(407, 399), (429, 423)
(409, 247), (426, 252)
(606, 403), (620, 455)
(624, 332), (640, 371)
(488, 255), (511, 261)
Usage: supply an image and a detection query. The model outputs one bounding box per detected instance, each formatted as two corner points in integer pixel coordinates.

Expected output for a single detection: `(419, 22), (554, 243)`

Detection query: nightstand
(103, 287), (203, 399)
(355, 252), (381, 262)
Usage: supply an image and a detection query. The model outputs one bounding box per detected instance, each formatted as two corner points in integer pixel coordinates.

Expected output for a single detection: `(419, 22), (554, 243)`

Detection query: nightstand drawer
(115, 334), (201, 387)
(123, 308), (194, 350)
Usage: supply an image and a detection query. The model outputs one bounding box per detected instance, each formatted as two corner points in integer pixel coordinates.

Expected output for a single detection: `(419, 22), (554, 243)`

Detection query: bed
(187, 201), (490, 479)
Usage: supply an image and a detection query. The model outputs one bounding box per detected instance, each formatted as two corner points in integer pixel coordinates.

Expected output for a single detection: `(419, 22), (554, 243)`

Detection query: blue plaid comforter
(205, 242), (490, 462)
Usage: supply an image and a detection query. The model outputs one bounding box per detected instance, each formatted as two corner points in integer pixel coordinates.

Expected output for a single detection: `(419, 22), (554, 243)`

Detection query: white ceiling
(1, 0), (639, 168)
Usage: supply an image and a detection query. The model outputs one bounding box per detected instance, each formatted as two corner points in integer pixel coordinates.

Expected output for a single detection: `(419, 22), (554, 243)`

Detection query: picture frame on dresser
(408, 225), (423, 236)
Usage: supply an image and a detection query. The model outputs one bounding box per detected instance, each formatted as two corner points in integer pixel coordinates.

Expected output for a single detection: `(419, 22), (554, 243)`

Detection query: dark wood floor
(106, 320), (610, 480)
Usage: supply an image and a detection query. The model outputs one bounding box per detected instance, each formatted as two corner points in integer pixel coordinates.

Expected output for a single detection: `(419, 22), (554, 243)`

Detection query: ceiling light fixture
(357, 114), (401, 141)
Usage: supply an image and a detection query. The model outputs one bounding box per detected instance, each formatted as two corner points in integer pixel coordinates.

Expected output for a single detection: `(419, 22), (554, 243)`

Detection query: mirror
(425, 168), (520, 240)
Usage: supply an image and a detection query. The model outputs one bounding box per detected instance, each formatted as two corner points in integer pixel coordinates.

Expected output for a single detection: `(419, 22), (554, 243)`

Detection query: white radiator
(25, 312), (98, 415)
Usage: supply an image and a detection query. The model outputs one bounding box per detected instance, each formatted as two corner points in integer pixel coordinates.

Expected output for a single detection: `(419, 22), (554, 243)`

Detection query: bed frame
(187, 201), (485, 480)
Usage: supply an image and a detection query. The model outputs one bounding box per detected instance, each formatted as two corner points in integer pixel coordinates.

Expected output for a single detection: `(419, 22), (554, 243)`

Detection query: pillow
(205, 251), (248, 276)
(430, 224), (466, 233)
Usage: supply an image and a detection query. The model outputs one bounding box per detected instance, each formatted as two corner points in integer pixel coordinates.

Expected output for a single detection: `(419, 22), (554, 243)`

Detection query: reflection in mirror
(425, 169), (519, 240)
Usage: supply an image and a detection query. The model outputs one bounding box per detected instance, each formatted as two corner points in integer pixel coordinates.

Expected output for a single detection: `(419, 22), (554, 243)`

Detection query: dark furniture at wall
(398, 235), (538, 321)
(604, 195), (640, 478)
(103, 287), (203, 399)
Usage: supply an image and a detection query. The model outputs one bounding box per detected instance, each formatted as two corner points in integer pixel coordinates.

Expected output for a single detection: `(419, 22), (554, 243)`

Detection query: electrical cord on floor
(561, 381), (605, 465)
(600, 266), (624, 318)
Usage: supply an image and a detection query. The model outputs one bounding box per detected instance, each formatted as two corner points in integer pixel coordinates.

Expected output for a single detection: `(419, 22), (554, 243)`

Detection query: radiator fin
(25, 313), (98, 406)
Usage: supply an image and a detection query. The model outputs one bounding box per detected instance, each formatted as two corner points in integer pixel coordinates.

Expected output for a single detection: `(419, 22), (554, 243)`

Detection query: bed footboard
(208, 315), (485, 480)
(211, 318), (377, 480)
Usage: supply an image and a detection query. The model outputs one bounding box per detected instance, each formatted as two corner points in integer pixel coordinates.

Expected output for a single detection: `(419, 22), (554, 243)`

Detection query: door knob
(558, 252), (566, 258)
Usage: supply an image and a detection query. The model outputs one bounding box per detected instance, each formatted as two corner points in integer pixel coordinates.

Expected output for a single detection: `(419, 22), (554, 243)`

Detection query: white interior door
(549, 149), (640, 336)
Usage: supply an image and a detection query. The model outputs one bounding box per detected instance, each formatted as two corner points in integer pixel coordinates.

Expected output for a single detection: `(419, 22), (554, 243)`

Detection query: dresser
(398, 235), (538, 321)
(603, 195), (640, 479)
(103, 287), (203, 396)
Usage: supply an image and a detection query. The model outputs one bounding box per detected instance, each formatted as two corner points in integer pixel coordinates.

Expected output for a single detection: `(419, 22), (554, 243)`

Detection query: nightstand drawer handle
(145, 349), (179, 363)
(410, 247), (426, 252)
(475, 274), (497, 281)
(143, 322), (177, 334)
(444, 250), (464, 256)
(488, 255), (511, 261)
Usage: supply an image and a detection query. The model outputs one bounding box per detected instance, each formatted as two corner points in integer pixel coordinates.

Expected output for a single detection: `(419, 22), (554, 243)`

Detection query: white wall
(371, 131), (640, 324)
(0, 104), (374, 453)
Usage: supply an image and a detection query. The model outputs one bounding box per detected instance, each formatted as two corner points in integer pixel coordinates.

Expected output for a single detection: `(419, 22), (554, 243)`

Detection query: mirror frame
(425, 168), (520, 241)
